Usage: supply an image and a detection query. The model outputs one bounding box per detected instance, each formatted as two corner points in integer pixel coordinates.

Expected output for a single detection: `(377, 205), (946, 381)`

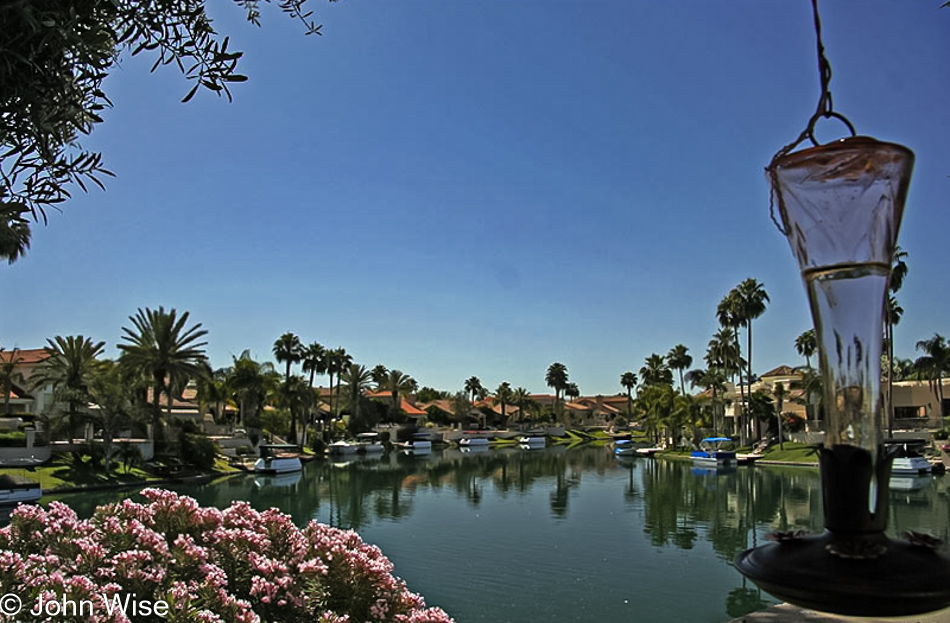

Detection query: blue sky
(1, 1), (947, 397)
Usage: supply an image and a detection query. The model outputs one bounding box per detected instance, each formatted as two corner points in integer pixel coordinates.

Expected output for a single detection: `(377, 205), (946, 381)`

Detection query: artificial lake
(47, 445), (950, 623)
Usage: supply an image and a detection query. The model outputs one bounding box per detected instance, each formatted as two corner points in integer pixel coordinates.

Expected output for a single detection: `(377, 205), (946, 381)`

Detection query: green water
(44, 445), (950, 623)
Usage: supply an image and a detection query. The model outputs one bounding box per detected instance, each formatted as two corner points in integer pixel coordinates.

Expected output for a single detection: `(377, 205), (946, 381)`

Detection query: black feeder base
(735, 531), (950, 617)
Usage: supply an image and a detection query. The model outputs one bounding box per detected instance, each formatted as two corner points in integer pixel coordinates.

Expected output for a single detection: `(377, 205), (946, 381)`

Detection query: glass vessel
(736, 136), (950, 616)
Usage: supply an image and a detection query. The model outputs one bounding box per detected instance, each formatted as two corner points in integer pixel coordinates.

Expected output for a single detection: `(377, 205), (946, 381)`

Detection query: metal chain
(767, 0), (857, 235)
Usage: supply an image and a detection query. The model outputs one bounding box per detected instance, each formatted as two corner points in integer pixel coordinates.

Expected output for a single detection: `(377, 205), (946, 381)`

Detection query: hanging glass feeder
(734, 0), (950, 617)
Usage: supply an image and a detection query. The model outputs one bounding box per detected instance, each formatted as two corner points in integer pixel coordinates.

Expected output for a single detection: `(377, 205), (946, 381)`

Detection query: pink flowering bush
(0, 489), (453, 623)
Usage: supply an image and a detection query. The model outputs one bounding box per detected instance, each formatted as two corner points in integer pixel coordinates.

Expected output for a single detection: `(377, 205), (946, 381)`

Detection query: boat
(253, 444), (303, 474)
(519, 436), (546, 447)
(327, 440), (360, 455)
(356, 433), (384, 453)
(736, 453), (761, 466)
(0, 474), (42, 505)
(394, 433), (433, 453)
(887, 440), (932, 476)
(636, 447), (663, 457)
(459, 435), (490, 447)
(614, 439), (636, 456)
(691, 437), (737, 468)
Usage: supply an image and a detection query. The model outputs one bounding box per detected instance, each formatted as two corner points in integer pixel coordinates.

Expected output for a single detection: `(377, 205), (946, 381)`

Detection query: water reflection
(36, 446), (950, 623)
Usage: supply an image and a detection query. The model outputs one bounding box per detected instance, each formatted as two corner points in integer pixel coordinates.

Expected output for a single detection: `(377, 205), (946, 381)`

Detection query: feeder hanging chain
(768, 0), (857, 235)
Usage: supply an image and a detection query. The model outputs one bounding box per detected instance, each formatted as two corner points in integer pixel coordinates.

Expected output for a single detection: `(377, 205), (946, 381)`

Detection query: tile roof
(0, 349), (49, 365)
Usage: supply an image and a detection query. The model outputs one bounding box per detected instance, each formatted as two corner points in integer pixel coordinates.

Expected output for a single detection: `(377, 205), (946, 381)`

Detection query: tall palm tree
(464, 376), (484, 404)
(340, 363), (374, 432)
(686, 367), (727, 436)
(915, 334), (950, 417)
(735, 278), (769, 405)
(666, 344), (692, 395)
(794, 329), (817, 370)
(31, 335), (105, 441)
(118, 307), (207, 441)
(717, 291), (747, 440)
(194, 361), (231, 425)
(302, 341), (327, 388)
(0, 204), (31, 264)
(492, 382), (514, 425)
(565, 382), (580, 403)
(0, 348), (25, 415)
(273, 332), (304, 442)
(639, 354), (672, 387)
(326, 347), (352, 418)
(620, 371), (637, 417)
(227, 350), (279, 432)
(380, 369), (416, 424)
(545, 363), (569, 420)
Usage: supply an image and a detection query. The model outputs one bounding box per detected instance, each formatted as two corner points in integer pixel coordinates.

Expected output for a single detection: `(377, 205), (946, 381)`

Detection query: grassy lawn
(759, 441), (819, 463)
(1, 454), (243, 492)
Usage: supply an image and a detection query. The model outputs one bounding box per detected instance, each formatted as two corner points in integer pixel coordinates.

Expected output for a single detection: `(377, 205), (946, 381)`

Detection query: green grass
(758, 441), (819, 463)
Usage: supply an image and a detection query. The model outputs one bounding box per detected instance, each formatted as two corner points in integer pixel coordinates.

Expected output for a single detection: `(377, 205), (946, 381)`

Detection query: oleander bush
(0, 489), (453, 623)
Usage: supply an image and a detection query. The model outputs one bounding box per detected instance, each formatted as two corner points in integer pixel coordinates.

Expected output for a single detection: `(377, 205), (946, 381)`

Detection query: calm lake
(44, 445), (950, 623)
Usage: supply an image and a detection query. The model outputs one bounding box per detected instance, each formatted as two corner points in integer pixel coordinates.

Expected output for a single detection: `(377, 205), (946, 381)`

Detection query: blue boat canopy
(701, 437), (732, 443)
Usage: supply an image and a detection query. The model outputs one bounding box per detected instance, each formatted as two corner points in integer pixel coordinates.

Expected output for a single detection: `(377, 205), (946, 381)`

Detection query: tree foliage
(0, 0), (329, 255)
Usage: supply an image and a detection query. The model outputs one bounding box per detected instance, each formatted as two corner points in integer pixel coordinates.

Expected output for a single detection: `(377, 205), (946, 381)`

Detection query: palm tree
(915, 334), (950, 417)
(717, 291), (747, 440)
(565, 382), (580, 403)
(277, 374), (315, 444)
(492, 382), (514, 425)
(620, 371), (637, 417)
(380, 369), (416, 423)
(666, 344), (692, 395)
(340, 363), (374, 432)
(545, 363), (569, 420)
(795, 329), (817, 370)
(370, 364), (389, 386)
(31, 335), (105, 440)
(512, 387), (533, 429)
(227, 350), (279, 433)
(302, 341), (327, 388)
(686, 367), (727, 436)
(639, 354), (672, 387)
(194, 361), (232, 425)
(326, 347), (352, 418)
(772, 381), (786, 449)
(735, 278), (769, 440)
(0, 204), (31, 264)
(464, 376), (484, 404)
(273, 332), (304, 442)
(117, 307), (207, 441)
(87, 359), (141, 473)
(0, 348), (25, 415)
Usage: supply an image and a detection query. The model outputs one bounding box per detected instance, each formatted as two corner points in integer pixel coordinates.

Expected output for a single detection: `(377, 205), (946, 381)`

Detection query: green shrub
(181, 433), (217, 470)
(0, 432), (26, 447)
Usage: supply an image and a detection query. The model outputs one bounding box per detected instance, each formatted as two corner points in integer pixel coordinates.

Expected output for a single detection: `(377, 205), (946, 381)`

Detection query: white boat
(519, 436), (546, 447)
(887, 439), (932, 476)
(0, 475), (42, 505)
(328, 440), (360, 455)
(253, 455), (303, 474)
(691, 437), (737, 468)
(394, 433), (433, 453)
(636, 447), (663, 457)
(459, 436), (490, 447)
(356, 433), (385, 453)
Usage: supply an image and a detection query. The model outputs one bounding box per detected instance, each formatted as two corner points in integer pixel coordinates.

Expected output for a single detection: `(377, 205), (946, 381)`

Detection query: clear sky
(1, 1), (947, 397)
